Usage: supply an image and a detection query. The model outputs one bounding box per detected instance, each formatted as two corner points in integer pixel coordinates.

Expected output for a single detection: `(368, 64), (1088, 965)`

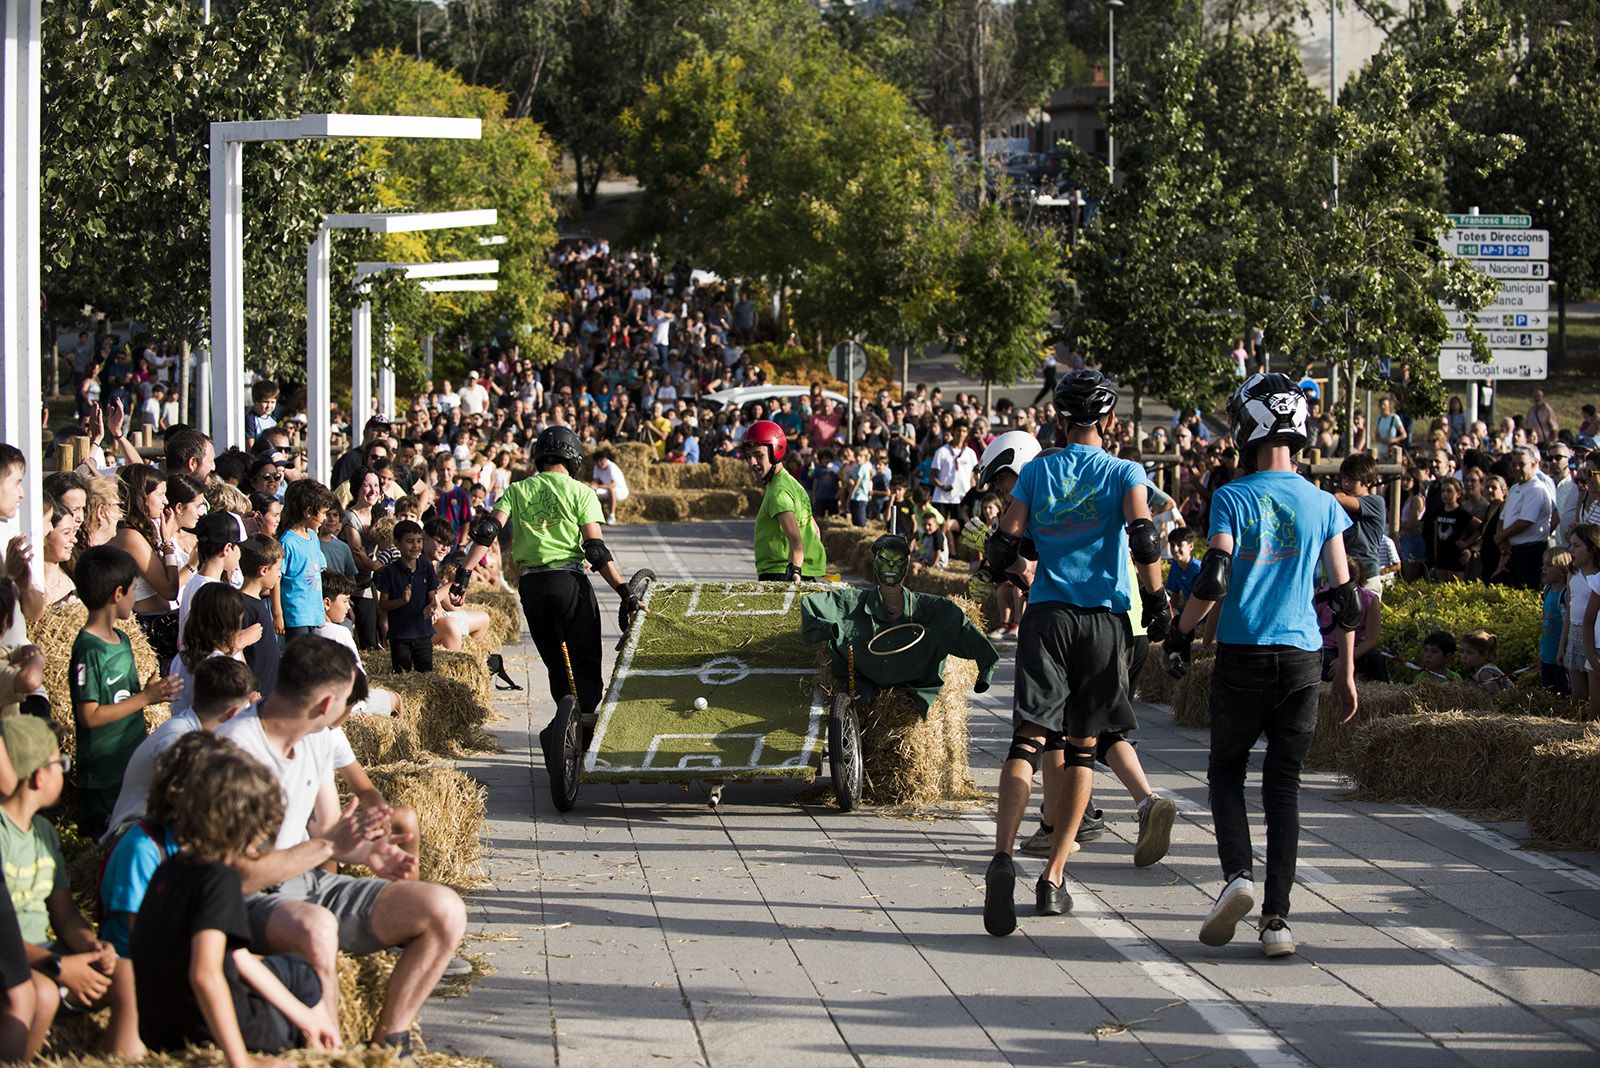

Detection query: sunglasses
(45, 755), (71, 774)
(258, 471), (283, 482)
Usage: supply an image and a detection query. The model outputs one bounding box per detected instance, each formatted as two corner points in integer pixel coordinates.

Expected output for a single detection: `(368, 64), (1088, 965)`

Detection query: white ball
(692, 697), (708, 711)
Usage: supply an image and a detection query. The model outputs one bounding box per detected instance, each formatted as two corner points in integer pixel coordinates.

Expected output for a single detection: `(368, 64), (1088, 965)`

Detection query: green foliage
(1381, 581), (1542, 674)
(41, 0), (373, 377)
(940, 204), (1061, 388)
(347, 51), (562, 389)
(749, 341), (899, 396)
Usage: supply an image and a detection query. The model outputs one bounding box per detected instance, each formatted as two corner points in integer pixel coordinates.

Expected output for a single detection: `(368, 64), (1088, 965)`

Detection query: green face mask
(872, 544), (909, 587)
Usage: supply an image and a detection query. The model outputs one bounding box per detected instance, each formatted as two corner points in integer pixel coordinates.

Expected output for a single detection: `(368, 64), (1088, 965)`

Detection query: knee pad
(1006, 735), (1044, 771)
(1064, 743), (1096, 769)
(1095, 732), (1136, 766)
(1041, 733), (1067, 753)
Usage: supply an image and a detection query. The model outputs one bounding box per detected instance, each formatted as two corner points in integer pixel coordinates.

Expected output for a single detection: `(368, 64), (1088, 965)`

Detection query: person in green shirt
(68, 545), (182, 839)
(452, 426), (644, 758)
(742, 420), (826, 581)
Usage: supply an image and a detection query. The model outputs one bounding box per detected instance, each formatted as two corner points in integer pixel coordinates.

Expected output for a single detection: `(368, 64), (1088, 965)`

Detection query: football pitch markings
(587, 583), (826, 779)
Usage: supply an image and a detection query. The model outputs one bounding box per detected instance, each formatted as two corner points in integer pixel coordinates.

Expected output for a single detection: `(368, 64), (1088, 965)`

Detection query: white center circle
(696, 656), (751, 687)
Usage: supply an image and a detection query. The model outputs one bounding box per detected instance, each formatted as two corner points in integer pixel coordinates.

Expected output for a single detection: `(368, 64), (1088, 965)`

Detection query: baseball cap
(187, 511), (246, 545)
(2, 715), (58, 781)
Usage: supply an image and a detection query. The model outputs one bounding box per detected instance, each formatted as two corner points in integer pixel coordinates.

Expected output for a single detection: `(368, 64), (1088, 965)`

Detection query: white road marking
(1380, 921), (1495, 968)
(1405, 806), (1600, 892)
(962, 814), (1307, 1068)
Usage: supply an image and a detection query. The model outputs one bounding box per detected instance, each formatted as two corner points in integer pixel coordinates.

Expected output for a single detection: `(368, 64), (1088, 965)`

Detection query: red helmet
(742, 419), (788, 462)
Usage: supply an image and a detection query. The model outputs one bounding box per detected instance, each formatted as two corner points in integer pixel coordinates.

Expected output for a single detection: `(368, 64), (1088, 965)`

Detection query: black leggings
(352, 596), (380, 650)
(519, 570), (603, 719)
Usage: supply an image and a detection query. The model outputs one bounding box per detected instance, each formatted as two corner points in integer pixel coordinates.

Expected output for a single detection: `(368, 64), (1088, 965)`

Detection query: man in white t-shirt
(649, 306), (675, 363)
(931, 419), (978, 535)
(220, 636), (466, 1055)
(1497, 446), (1555, 590)
(458, 371), (491, 416)
(591, 450), (631, 525)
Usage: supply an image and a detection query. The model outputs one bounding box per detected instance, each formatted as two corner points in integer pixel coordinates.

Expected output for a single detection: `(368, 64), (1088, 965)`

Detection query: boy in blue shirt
(1164, 529), (1202, 605)
(374, 520), (441, 673)
(1163, 373), (1359, 959)
(982, 371), (1176, 936)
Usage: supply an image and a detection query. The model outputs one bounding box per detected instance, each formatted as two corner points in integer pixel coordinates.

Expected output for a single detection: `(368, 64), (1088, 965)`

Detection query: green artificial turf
(586, 582), (830, 782)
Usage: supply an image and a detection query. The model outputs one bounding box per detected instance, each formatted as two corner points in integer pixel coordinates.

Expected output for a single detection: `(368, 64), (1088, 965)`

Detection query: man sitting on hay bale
(800, 535), (999, 714)
(218, 636), (467, 1059)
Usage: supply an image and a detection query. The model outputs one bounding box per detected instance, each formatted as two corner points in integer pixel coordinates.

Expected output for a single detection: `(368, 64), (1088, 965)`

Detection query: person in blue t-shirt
(980, 370), (1176, 937)
(1164, 529), (1202, 605)
(1162, 373), (1359, 961)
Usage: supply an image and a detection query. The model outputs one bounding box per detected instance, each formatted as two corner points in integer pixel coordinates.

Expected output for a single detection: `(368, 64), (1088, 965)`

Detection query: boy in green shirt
(68, 545), (182, 839)
(743, 420), (826, 581)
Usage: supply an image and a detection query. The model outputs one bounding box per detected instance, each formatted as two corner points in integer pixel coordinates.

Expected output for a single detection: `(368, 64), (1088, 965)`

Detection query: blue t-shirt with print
(279, 528), (327, 628)
(1209, 471), (1351, 650)
(1014, 444), (1148, 613)
(99, 821), (180, 956)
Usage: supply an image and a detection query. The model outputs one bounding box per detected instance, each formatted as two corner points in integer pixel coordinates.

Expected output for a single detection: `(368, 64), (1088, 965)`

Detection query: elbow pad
(1326, 578), (1364, 632)
(1127, 518), (1162, 565)
(469, 513), (503, 548)
(983, 530), (1022, 574)
(582, 538), (614, 571)
(1019, 537), (1038, 561)
(1193, 548), (1233, 601)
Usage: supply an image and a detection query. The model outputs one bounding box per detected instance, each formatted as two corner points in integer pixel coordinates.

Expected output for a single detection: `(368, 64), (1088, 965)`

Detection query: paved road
(423, 520), (1600, 1067)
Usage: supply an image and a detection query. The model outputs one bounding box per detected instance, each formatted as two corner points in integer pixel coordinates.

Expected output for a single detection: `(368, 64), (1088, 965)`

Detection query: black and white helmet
(977, 430), (1042, 490)
(534, 425), (585, 475)
(1228, 373), (1310, 456)
(1053, 369), (1119, 427)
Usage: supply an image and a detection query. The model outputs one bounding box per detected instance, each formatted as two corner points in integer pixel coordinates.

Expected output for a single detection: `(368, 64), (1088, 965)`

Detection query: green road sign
(1446, 213), (1531, 228)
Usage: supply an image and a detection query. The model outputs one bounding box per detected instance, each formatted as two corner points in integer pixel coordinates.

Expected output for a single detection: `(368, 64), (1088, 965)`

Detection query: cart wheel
(544, 695), (583, 812)
(828, 691), (864, 812)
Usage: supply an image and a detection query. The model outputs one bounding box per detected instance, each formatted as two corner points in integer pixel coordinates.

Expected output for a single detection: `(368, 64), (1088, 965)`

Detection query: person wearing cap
(458, 370), (491, 417)
(0, 715), (53, 1062)
(175, 511), (247, 652)
(0, 715), (145, 1057)
(742, 420), (826, 582)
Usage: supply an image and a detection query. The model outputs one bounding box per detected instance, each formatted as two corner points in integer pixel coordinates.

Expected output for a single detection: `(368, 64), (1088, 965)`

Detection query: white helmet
(1228, 372), (1310, 454)
(978, 430), (1042, 490)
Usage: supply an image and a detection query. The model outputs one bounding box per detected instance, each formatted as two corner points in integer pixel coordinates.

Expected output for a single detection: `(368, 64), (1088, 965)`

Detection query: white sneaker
(1017, 825), (1079, 857)
(606, 512), (617, 525)
(1259, 917), (1296, 958)
(1199, 874), (1256, 947)
(987, 627), (1007, 641)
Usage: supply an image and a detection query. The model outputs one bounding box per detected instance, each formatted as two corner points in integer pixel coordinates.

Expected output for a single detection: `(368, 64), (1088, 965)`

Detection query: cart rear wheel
(545, 694), (583, 812)
(828, 692), (863, 812)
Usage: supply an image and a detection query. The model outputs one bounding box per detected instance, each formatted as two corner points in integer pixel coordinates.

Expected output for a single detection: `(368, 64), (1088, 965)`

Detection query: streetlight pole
(1107, 0), (1122, 186)
(1330, 0), (1338, 207)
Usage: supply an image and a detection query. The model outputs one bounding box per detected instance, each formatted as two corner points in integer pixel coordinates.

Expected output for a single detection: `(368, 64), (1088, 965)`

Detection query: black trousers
(389, 635), (434, 673)
(1207, 643), (1322, 919)
(519, 569), (603, 719)
(353, 595), (380, 650)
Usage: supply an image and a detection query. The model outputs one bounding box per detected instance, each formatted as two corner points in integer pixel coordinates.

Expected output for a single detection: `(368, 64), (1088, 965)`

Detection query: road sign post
(830, 340), (868, 447)
(1438, 211), (1557, 384)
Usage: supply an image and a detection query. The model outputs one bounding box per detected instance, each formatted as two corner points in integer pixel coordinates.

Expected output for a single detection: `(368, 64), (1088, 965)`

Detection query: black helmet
(1228, 373), (1310, 463)
(1053, 369), (1119, 427)
(534, 426), (584, 475)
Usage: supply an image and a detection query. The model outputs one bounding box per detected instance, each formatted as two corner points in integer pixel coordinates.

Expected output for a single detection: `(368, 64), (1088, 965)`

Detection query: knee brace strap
(1006, 735), (1044, 771)
(1064, 744), (1096, 769)
(1041, 733), (1067, 752)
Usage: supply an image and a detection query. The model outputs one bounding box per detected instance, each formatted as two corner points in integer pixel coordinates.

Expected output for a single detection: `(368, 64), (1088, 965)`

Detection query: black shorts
(389, 635), (434, 673)
(240, 954), (322, 1053)
(0, 874), (28, 992)
(1013, 603), (1132, 740)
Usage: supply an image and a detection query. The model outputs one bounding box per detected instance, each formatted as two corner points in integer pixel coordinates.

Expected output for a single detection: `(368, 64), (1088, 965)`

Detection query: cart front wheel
(544, 694), (583, 812)
(828, 692), (863, 812)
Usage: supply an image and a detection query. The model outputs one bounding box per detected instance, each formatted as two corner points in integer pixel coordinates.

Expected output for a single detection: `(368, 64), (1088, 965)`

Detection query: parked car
(701, 385), (848, 417)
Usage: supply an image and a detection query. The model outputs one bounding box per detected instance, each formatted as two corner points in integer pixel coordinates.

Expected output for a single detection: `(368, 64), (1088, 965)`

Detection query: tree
(348, 51), (563, 387)
(42, 0), (375, 386)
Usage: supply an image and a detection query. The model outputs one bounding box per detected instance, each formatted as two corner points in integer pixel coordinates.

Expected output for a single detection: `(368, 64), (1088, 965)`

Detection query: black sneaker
(1077, 806), (1107, 841)
(1035, 875), (1071, 916)
(378, 1031), (416, 1062)
(983, 854), (1018, 936)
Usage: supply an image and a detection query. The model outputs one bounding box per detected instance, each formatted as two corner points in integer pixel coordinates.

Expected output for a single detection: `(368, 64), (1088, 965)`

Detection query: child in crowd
(1, 716), (144, 1058)
(318, 508), (358, 587)
(909, 511), (948, 576)
(1460, 630), (1514, 693)
(316, 572), (403, 719)
(1414, 630), (1462, 682)
(131, 738), (337, 1063)
(884, 478), (918, 543)
(69, 545), (182, 838)
(102, 657), (256, 847)
(1541, 548), (1572, 697)
(1332, 453), (1387, 595)
(248, 492), (282, 539)
(1164, 530), (1201, 606)
(239, 536), (283, 698)
(1318, 560), (1386, 682)
(434, 557), (495, 651)
(811, 448), (840, 518)
(169, 584), (260, 719)
(1565, 524), (1600, 712)
(244, 378), (280, 449)
(374, 520), (440, 673)
(370, 516), (400, 569)
(176, 512), (246, 649)
(278, 479), (336, 637)
(392, 496), (421, 525)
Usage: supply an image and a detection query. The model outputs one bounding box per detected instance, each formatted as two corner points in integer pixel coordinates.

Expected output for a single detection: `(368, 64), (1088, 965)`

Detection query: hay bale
(636, 492), (691, 522)
(1169, 655), (1215, 728)
(466, 589), (521, 645)
(27, 602), (166, 758)
(337, 950), (399, 1048)
(366, 669), (494, 755)
(433, 647), (492, 709)
(363, 761), (488, 891)
(1137, 652), (1179, 706)
(1525, 733), (1600, 849)
(1305, 682), (1417, 771)
(905, 564), (970, 599)
(645, 463), (714, 492)
(341, 711), (423, 767)
(1347, 712), (1592, 817)
(709, 454), (757, 489)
